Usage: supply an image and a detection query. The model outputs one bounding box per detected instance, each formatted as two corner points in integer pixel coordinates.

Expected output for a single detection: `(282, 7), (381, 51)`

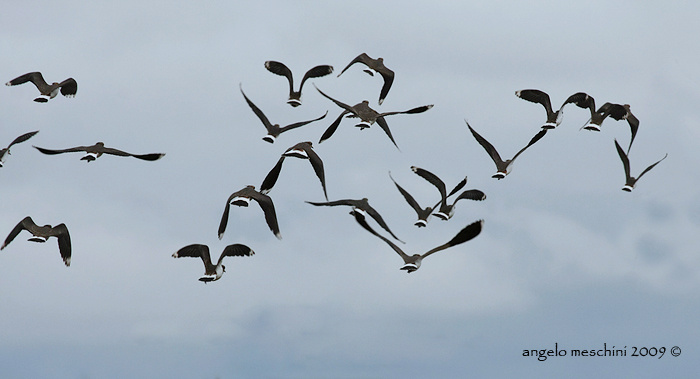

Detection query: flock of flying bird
(1, 53), (667, 281)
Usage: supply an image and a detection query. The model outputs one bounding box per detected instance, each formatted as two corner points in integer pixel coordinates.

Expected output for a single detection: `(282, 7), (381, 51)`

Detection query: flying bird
(410, 166), (486, 221)
(614, 139), (667, 192)
(219, 185), (282, 240)
(466, 121), (547, 179)
(0, 130), (39, 167)
(172, 243), (254, 282)
(264, 61), (334, 107)
(260, 141), (328, 200)
(567, 93), (638, 152)
(33, 142), (164, 162)
(6, 72), (77, 102)
(337, 53), (395, 105)
(515, 90), (589, 129)
(306, 197), (403, 243)
(315, 85), (432, 149)
(1, 216), (72, 267)
(240, 84), (327, 143)
(352, 209), (483, 273)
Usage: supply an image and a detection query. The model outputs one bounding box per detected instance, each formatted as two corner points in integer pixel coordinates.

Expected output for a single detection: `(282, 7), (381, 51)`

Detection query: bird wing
(411, 166), (447, 206)
(8, 131), (39, 148)
(422, 219), (483, 259)
(128, 153), (165, 161)
(636, 153), (668, 181)
(363, 203), (404, 243)
(298, 65), (334, 92)
(240, 84), (274, 131)
(264, 61), (295, 95)
(623, 109), (639, 154)
(375, 116), (400, 150)
(511, 129), (547, 162)
(337, 53), (372, 77)
(1, 216), (37, 250)
(389, 172), (425, 216)
(58, 78), (77, 97)
(33, 145), (91, 155)
(453, 189), (487, 204)
(251, 192), (282, 240)
(6, 72), (49, 92)
(217, 200), (231, 240)
(303, 145), (328, 200)
(260, 156), (285, 195)
(446, 177), (468, 198)
(377, 68), (395, 105)
(466, 121), (504, 166)
(279, 111), (328, 133)
(351, 209), (409, 261)
(313, 84), (356, 114)
(173, 244), (213, 269)
(50, 223), (72, 267)
(379, 104), (433, 117)
(318, 110), (350, 144)
(564, 92), (595, 114)
(217, 244), (255, 265)
(614, 139), (632, 181)
(305, 199), (356, 207)
(516, 89), (553, 114)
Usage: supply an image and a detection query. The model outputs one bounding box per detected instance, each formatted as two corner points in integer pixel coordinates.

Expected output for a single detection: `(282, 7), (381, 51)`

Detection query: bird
(1, 216), (71, 267)
(219, 185), (282, 240)
(6, 72), (77, 102)
(567, 93), (639, 152)
(172, 243), (254, 283)
(352, 209), (483, 273)
(264, 61), (334, 107)
(614, 139), (667, 192)
(337, 53), (395, 105)
(240, 84), (327, 143)
(409, 166), (486, 221)
(306, 197), (404, 243)
(388, 172), (435, 227)
(0, 130), (39, 167)
(260, 141), (328, 200)
(466, 121), (547, 179)
(314, 84), (433, 149)
(33, 142), (165, 162)
(515, 90), (589, 129)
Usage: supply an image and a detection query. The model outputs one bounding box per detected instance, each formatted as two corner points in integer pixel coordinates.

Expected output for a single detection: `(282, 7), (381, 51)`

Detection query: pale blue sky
(1, 1), (698, 378)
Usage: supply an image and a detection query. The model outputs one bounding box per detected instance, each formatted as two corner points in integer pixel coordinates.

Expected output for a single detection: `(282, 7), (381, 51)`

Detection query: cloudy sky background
(1, 1), (698, 377)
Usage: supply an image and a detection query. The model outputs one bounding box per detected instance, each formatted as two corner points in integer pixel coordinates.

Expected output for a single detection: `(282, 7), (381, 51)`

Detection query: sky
(1, 1), (699, 378)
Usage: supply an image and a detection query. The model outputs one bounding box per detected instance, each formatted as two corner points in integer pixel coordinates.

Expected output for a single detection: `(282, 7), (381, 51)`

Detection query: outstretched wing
(8, 131), (39, 148)
(298, 65), (334, 92)
(389, 172), (425, 216)
(313, 84), (356, 114)
(516, 89), (552, 114)
(411, 166), (447, 206)
(217, 244), (255, 265)
(375, 116), (400, 150)
(351, 209), (409, 261)
(279, 111), (328, 134)
(466, 121), (504, 166)
(240, 84), (273, 131)
(265, 61), (295, 95)
(636, 153), (668, 181)
(511, 129), (547, 162)
(260, 157), (285, 195)
(173, 244), (213, 270)
(614, 139), (632, 181)
(6, 72), (48, 92)
(50, 223), (72, 266)
(453, 189), (487, 204)
(379, 104), (433, 117)
(1, 216), (37, 250)
(337, 53), (372, 77)
(318, 110), (349, 144)
(33, 145), (90, 155)
(422, 219), (483, 259)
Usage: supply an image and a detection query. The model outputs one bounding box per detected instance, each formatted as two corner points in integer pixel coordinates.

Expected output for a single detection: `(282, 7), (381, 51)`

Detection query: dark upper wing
(8, 131), (39, 148)
(217, 201), (231, 240)
(251, 192), (282, 240)
(614, 139), (631, 180)
(411, 166), (447, 204)
(422, 219), (483, 259)
(363, 203), (404, 243)
(59, 78), (77, 96)
(516, 89), (552, 114)
(313, 84), (356, 114)
(6, 72), (48, 91)
(298, 65), (334, 92)
(565, 92), (595, 114)
(128, 153), (165, 161)
(636, 153), (668, 181)
(351, 208), (409, 261)
(305, 199), (357, 207)
(318, 110), (349, 144)
(453, 189), (487, 203)
(303, 145), (328, 200)
(264, 61), (294, 94)
(260, 156), (285, 195)
(217, 244), (255, 265)
(466, 121), (503, 166)
(50, 223), (72, 267)
(379, 104), (433, 117)
(337, 53), (372, 77)
(279, 111), (328, 133)
(623, 108), (639, 153)
(377, 68), (395, 105)
(240, 84), (273, 131)
(511, 129), (547, 161)
(173, 244), (213, 269)
(375, 116), (400, 150)
(447, 177), (468, 198)
(33, 145), (90, 155)
(389, 172), (424, 216)
(1, 216), (36, 250)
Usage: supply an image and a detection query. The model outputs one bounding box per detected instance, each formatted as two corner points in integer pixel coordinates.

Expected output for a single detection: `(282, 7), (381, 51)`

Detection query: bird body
(614, 139), (667, 192)
(219, 185), (282, 240)
(260, 141), (328, 200)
